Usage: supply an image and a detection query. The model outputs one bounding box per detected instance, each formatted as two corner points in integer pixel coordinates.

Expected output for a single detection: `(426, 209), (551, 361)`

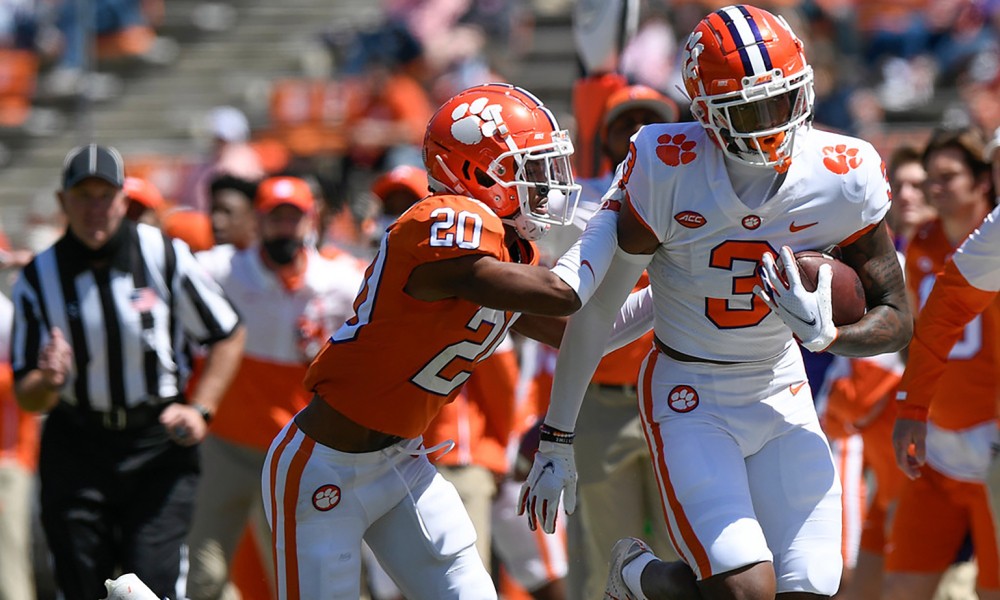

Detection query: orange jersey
(424, 343), (519, 475)
(305, 194), (537, 439)
(901, 219), (1000, 429)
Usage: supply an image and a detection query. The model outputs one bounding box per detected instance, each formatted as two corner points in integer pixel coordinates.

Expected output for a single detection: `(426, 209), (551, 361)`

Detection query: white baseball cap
(208, 106), (249, 143)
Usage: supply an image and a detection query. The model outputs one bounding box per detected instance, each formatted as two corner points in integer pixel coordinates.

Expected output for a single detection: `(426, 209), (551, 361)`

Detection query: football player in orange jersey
(262, 83), (585, 600)
(888, 126), (1000, 600)
(519, 5), (912, 600)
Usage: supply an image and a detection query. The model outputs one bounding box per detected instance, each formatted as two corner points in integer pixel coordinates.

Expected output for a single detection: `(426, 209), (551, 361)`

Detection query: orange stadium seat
(0, 49), (38, 128)
(262, 78), (365, 158)
(125, 153), (198, 205)
(95, 24), (156, 61)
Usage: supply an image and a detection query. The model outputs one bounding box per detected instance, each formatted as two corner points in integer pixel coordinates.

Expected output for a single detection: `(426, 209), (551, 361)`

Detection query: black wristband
(539, 423), (574, 444)
(193, 404), (213, 424)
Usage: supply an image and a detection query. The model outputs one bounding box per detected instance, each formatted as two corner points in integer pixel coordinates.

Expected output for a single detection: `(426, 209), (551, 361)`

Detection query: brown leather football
(793, 250), (866, 326)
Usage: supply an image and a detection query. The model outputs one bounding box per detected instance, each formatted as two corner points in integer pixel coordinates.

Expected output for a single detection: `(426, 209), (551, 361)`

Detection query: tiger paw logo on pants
(312, 484), (341, 511)
(450, 97), (506, 145)
(822, 144), (862, 174)
(656, 134), (698, 166)
(668, 385), (699, 413)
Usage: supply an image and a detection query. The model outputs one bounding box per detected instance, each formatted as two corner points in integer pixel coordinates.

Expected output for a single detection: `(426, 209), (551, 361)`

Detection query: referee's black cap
(62, 144), (125, 190)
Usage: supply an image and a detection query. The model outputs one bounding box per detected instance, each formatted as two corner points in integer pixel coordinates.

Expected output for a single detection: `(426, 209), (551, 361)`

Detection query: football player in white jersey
(518, 5), (913, 600)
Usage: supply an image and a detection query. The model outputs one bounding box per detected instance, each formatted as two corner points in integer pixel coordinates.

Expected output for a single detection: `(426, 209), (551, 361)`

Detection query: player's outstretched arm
(406, 254), (581, 316)
(833, 220), (913, 356)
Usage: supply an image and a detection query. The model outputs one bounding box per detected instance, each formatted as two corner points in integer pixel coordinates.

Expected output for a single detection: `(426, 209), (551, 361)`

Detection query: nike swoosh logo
(542, 462), (555, 475)
(789, 221), (818, 232)
(790, 381), (807, 395)
(785, 309), (816, 326)
(581, 260), (595, 280)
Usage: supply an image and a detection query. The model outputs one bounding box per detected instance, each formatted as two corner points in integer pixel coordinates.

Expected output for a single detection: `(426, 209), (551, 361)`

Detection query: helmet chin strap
(502, 213), (549, 241)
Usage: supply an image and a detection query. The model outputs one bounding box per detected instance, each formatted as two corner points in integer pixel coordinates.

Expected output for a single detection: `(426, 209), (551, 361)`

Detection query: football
(792, 250), (867, 326)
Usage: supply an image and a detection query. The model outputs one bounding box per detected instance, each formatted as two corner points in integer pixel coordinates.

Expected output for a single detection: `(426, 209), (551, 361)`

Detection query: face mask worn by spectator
(262, 237), (302, 265)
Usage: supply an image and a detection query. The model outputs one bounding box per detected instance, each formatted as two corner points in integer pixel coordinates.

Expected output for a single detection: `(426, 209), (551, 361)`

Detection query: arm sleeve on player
(604, 285), (653, 355)
(954, 205), (1000, 292)
(543, 247), (651, 432)
(896, 258), (998, 419)
(550, 207), (620, 306)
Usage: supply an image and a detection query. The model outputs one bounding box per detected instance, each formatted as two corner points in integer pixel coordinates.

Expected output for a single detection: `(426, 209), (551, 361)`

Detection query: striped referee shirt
(9, 221), (240, 413)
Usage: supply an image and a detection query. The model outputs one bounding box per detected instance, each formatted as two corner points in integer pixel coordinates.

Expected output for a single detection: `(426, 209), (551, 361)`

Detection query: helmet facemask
(699, 66), (813, 172)
(487, 129), (581, 241)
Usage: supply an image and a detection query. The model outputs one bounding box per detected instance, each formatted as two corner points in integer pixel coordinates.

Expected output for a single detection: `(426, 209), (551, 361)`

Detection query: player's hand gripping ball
(789, 250), (866, 326)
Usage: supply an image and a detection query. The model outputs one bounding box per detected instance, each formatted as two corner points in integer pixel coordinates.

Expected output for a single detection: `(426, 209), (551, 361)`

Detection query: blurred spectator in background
(887, 125), (998, 600)
(886, 144), (937, 252)
(207, 174), (259, 251)
(180, 106), (264, 214)
(123, 175), (164, 227)
(0, 286), (38, 600)
(339, 20), (435, 172)
(45, 0), (158, 98)
(187, 176), (363, 600)
(370, 163), (427, 236)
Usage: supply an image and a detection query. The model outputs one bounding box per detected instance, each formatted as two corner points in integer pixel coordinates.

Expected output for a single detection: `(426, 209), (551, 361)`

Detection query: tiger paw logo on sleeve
(822, 144), (863, 174)
(656, 134), (698, 167)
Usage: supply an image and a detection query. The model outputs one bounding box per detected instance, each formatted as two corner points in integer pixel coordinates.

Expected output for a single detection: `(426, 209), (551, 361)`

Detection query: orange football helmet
(682, 5), (813, 173)
(423, 83), (580, 240)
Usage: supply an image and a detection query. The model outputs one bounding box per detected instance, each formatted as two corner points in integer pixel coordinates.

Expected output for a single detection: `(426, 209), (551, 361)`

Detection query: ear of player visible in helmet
(422, 82), (581, 241)
(682, 4), (814, 173)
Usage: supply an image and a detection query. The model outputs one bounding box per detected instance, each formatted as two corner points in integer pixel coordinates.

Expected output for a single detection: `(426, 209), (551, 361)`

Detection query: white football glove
(754, 246), (838, 352)
(517, 439), (577, 534)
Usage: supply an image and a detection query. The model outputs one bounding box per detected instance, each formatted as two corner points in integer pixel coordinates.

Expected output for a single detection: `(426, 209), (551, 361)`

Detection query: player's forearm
(465, 265), (581, 316)
(827, 303), (912, 356)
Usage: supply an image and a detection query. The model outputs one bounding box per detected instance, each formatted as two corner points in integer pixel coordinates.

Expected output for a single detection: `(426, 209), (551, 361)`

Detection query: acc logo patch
(312, 484), (341, 511)
(668, 385), (699, 413)
(742, 215), (762, 230)
(674, 211), (706, 228)
(450, 97), (505, 145)
(656, 134), (697, 167)
(822, 144), (863, 175)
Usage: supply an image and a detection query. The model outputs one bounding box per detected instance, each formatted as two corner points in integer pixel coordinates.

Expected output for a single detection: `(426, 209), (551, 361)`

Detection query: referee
(9, 144), (245, 600)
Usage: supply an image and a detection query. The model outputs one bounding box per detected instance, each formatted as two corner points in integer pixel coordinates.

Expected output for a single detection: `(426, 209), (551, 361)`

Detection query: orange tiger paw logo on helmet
(822, 144), (863, 174)
(656, 134), (698, 167)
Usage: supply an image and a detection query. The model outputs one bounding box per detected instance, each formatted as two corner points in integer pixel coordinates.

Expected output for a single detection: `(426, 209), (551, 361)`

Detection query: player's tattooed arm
(832, 219), (913, 356)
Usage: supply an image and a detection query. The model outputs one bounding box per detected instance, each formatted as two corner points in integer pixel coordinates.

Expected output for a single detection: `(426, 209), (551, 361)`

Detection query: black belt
(592, 382), (638, 396)
(654, 336), (742, 365)
(57, 399), (174, 431)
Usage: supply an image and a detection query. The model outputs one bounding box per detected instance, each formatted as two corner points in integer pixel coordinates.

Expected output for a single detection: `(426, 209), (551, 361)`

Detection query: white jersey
(613, 122), (890, 362)
(196, 246), (363, 364)
(953, 204), (1000, 292)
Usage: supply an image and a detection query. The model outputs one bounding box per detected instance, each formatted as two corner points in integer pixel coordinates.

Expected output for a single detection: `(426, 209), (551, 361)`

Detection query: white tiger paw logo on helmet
(668, 385), (699, 413)
(450, 97), (506, 145)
